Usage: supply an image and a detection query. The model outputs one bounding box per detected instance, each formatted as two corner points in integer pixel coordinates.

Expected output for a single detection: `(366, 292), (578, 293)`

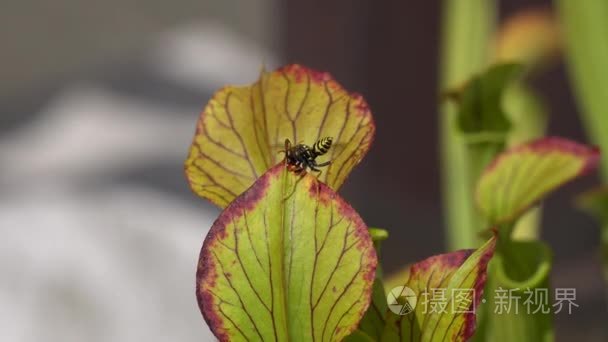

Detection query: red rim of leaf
(388, 237), (496, 341)
(478, 136), (600, 224)
(484, 136), (600, 176)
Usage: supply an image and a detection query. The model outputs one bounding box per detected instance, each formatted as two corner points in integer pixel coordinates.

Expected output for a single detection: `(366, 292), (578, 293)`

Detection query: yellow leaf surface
(186, 64), (375, 207)
(476, 137), (599, 225)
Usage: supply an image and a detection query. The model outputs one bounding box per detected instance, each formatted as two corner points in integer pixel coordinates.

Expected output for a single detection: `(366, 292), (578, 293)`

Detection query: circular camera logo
(387, 286), (417, 315)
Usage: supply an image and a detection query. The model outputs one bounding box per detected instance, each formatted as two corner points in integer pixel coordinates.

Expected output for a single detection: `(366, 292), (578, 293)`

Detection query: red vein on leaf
(431, 264), (481, 342)
(262, 207), (278, 342)
(454, 321), (467, 342)
(294, 73), (311, 122)
(258, 80), (272, 157)
(281, 71), (298, 143)
(496, 154), (523, 223)
(313, 225), (356, 310)
(224, 92), (260, 178)
(439, 307), (461, 342)
(205, 106), (257, 176)
(315, 80), (334, 143)
(214, 238), (235, 252)
(278, 72), (292, 144)
(218, 304), (250, 341)
(249, 90), (271, 169)
(190, 163), (239, 198)
(316, 209), (346, 258)
(277, 167), (292, 339)
(262, 206), (272, 276)
(330, 117), (365, 184)
(233, 218), (272, 314)
(200, 122), (246, 159)
(207, 289), (238, 308)
(419, 268), (454, 341)
(206, 286), (249, 340)
(244, 211), (267, 274)
(329, 98), (350, 150)
(326, 97), (352, 183)
(195, 186), (231, 207)
(505, 154), (552, 221)
(191, 166), (238, 198)
(273, 102), (283, 152)
(321, 252), (365, 341)
(208, 105), (233, 130)
(196, 149), (254, 182)
(332, 124), (371, 185)
(330, 298), (361, 341)
(419, 265), (456, 340)
(281, 70), (312, 144)
(399, 268), (435, 339)
(211, 250), (264, 341)
(309, 182), (321, 341)
(286, 188), (297, 288)
(510, 156), (577, 222)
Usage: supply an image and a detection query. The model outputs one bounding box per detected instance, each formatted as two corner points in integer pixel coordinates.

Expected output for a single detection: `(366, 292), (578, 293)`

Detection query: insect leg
(282, 170), (306, 201)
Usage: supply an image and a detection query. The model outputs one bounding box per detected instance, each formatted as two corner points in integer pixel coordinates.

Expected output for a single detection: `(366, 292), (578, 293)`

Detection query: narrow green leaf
(503, 83), (548, 240)
(476, 137), (599, 226)
(197, 163), (377, 341)
(185, 64), (376, 208)
(576, 187), (608, 283)
(382, 237), (496, 342)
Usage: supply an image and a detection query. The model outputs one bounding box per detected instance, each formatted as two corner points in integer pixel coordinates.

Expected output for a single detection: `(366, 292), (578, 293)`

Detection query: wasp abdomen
(282, 137), (334, 174)
(312, 137), (333, 157)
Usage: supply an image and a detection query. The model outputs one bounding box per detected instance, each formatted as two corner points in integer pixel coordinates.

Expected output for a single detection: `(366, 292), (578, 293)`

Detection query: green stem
(557, 0), (608, 181)
(557, 0), (608, 290)
(504, 84), (548, 240)
(440, 0), (497, 249)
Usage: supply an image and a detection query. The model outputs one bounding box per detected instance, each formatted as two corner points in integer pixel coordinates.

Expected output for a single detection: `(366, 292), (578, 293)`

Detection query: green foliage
(439, 0), (497, 250)
(476, 137), (599, 229)
(473, 241), (554, 342)
(182, 3), (608, 339)
(557, 0), (608, 181)
(185, 65), (375, 208)
(196, 164), (378, 341)
(452, 63), (520, 141)
(558, 0), (608, 290)
(443, 62), (524, 246)
(470, 137), (598, 342)
(440, 2), (607, 340)
(187, 65), (498, 341)
(382, 237), (496, 342)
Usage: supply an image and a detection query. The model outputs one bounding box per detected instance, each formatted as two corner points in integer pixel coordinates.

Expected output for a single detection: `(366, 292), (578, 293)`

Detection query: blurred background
(1, 0), (606, 341)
